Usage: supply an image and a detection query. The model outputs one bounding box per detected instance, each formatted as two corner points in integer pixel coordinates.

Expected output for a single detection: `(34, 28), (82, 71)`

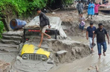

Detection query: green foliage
(0, 0), (49, 16)
(0, 0), (74, 16)
(0, 20), (4, 39)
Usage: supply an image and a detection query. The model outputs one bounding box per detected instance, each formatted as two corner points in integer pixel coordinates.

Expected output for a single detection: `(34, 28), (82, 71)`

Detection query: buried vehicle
(20, 44), (50, 61)
(19, 16), (67, 61)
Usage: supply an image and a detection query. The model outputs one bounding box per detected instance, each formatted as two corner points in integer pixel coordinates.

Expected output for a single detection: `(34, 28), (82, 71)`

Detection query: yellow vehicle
(20, 44), (50, 61)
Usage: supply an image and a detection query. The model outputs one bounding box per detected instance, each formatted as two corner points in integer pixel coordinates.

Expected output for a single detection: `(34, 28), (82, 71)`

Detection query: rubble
(49, 40), (90, 64)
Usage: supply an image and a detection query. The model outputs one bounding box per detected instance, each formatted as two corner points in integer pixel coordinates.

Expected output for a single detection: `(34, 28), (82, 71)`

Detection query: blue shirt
(87, 26), (96, 37)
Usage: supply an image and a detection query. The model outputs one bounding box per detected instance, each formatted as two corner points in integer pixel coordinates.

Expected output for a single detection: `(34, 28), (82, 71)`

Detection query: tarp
(25, 16), (67, 38)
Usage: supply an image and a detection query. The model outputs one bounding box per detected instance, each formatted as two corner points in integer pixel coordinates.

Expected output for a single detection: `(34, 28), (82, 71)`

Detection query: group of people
(87, 1), (100, 19)
(78, 1), (100, 32)
(77, 1), (100, 19)
(77, 1), (109, 59)
(86, 22), (109, 59)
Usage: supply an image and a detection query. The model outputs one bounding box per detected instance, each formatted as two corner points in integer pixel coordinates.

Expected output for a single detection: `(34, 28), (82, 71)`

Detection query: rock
(56, 50), (67, 55)
(47, 59), (54, 64)
(16, 56), (23, 61)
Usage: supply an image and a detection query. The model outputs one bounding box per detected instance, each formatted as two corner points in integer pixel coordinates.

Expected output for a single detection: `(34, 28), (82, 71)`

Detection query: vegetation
(0, 0), (49, 16)
(0, 0), (74, 16)
(0, 20), (4, 39)
(0, 0), (73, 39)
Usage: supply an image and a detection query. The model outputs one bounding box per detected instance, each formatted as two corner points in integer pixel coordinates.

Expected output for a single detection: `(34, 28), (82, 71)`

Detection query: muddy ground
(48, 10), (110, 72)
(0, 10), (110, 72)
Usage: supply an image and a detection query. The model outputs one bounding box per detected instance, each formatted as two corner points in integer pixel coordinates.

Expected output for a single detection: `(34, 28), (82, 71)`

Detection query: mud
(10, 57), (53, 72)
(49, 43), (110, 72)
(48, 12), (110, 72)
(49, 40), (90, 64)
(1, 10), (110, 72)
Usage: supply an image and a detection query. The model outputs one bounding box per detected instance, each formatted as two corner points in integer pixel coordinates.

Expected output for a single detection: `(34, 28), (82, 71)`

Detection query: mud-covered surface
(1, 10), (110, 72)
(49, 43), (110, 72)
(49, 40), (90, 64)
(48, 11), (110, 72)
(46, 10), (78, 22)
(0, 36), (91, 72)
(10, 57), (54, 72)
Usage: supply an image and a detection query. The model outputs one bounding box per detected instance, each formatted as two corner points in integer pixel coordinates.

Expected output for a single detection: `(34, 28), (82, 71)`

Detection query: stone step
(0, 47), (19, 52)
(0, 43), (18, 48)
(2, 35), (22, 40)
(0, 39), (21, 45)
(2, 31), (23, 36)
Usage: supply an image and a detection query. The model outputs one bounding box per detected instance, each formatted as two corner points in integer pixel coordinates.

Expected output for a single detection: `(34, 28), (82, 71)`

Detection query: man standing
(92, 23), (109, 59)
(87, 1), (95, 19)
(37, 9), (51, 48)
(86, 22), (96, 52)
(77, 1), (84, 15)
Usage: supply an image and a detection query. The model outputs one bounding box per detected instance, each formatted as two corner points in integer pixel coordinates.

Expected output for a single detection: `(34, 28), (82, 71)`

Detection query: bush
(0, 0), (48, 16)
(0, 20), (4, 39)
(0, 0), (74, 17)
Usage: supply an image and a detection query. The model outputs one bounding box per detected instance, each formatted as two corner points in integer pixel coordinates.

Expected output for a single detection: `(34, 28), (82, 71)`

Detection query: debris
(0, 60), (10, 72)
(56, 50), (67, 55)
(47, 7), (60, 12)
(88, 66), (94, 70)
(95, 65), (99, 72)
(47, 59), (54, 64)
(25, 16), (67, 38)
(52, 12), (56, 14)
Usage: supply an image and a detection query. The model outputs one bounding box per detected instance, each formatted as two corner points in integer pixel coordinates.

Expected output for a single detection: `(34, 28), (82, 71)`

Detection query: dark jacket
(39, 12), (50, 27)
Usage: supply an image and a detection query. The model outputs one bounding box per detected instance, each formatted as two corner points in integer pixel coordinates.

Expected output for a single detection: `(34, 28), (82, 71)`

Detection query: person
(86, 22), (96, 52)
(92, 23), (109, 59)
(37, 8), (51, 48)
(87, 1), (95, 19)
(77, 1), (84, 15)
(94, 3), (100, 17)
(79, 13), (85, 32)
